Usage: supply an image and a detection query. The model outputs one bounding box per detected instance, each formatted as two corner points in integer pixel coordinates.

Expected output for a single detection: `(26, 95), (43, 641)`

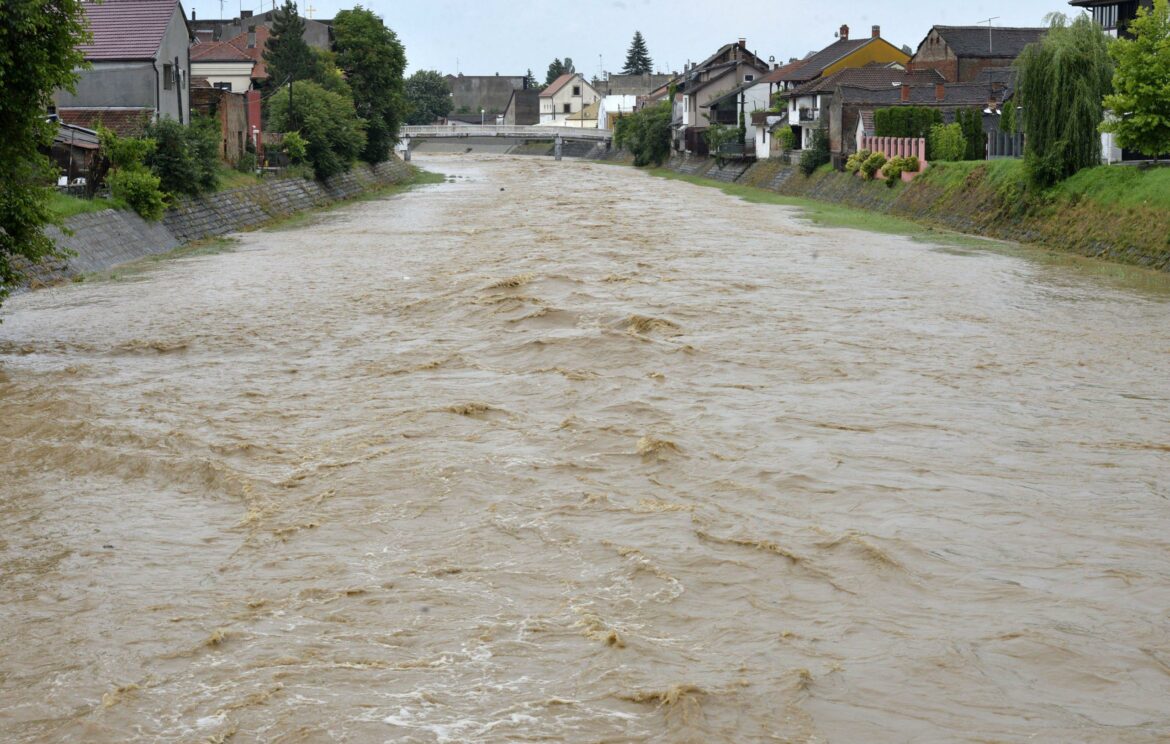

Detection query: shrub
(956, 108), (986, 160)
(108, 169), (165, 220)
(874, 106), (943, 139)
(798, 128), (830, 176)
(845, 149), (872, 173)
(236, 151), (257, 173)
(860, 152), (887, 180)
(883, 155), (921, 187)
(929, 123), (967, 162)
(776, 126), (795, 152)
(282, 130), (308, 163)
(613, 101), (671, 167)
(144, 116), (219, 196)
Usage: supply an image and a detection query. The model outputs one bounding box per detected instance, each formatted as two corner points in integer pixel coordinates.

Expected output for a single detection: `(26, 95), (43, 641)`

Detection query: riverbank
(661, 154), (1170, 272)
(26, 156), (421, 287)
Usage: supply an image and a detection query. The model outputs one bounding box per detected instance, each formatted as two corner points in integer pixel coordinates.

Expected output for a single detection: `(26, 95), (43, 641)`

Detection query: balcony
(798, 108), (820, 123)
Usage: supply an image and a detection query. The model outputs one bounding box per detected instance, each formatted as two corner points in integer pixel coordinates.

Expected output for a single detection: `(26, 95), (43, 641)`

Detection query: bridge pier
(555, 135), (563, 161)
(402, 136), (411, 162)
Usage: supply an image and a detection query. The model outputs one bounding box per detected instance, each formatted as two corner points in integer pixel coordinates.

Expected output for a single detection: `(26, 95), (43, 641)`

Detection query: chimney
(738, 37), (746, 49)
(247, 30), (256, 48)
(900, 84), (910, 103)
(191, 9), (196, 20)
(839, 24), (849, 40)
(935, 83), (945, 102)
(872, 25), (881, 39)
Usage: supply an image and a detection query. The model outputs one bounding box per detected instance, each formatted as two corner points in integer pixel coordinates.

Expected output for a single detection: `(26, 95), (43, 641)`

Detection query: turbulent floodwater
(2, 155), (1170, 743)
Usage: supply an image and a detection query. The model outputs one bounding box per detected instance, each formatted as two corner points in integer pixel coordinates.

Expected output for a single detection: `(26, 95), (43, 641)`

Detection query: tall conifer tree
(264, 1), (318, 87)
(622, 31), (653, 75)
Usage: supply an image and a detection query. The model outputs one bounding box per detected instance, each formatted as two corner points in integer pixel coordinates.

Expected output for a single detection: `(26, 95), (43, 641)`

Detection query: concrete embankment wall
(663, 154), (1170, 272)
(35, 158), (414, 283)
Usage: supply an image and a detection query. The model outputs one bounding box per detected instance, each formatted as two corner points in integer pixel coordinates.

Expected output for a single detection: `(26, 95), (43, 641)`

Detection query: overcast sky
(185, 0), (1079, 76)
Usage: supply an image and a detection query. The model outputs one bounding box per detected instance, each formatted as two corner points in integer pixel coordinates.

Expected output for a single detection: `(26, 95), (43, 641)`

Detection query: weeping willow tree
(1015, 13), (1113, 187)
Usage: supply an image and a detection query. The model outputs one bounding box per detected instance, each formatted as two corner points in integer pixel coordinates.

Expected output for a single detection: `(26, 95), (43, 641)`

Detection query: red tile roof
(58, 107), (153, 136)
(190, 40), (252, 62)
(541, 73), (576, 97)
(79, 0), (186, 61)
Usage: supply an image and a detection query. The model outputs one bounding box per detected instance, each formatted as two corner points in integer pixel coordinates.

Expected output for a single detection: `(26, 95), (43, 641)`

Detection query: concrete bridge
(399, 124), (613, 160)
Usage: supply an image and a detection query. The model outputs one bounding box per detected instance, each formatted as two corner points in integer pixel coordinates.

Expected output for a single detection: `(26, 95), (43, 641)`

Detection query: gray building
(54, 0), (193, 133)
(190, 8), (333, 51)
(447, 74), (527, 118)
(503, 89), (540, 126)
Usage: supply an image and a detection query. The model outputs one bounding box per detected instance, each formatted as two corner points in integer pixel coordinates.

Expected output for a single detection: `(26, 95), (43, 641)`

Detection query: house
(448, 74), (527, 120)
(672, 39), (771, 154)
(775, 25), (911, 150)
(503, 88), (540, 126)
(704, 78), (774, 155)
(54, 0), (194, 134)
(908, 26), (1046, 82)
(190, 25), (269, 93)
(539, 74), (600, 124)
(1069, 0), (1154, 37)
(190, 8), (332, 51)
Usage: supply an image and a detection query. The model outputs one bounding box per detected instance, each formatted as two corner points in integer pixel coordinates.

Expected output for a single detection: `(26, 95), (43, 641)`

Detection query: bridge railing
(401, 124), (612, 140)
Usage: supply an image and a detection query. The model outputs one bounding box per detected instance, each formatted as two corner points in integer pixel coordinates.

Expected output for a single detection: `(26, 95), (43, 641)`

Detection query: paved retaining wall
(34, 158), (413, 284)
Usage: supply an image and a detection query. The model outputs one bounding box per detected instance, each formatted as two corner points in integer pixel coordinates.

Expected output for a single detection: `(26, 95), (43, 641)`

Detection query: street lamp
(480, 107), (484, 126)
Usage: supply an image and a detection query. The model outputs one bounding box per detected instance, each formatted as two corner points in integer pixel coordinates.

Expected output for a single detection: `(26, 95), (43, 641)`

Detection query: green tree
(267, 80), (366, 179)
(1015, 13), (1113, 186)
(523, 68), (538, 89)
(98, 127), (165, 220)
(333, 6), (406, 163)
(1102, 0), (1170, 160)
(0, 0), (89, 307)
(545, 57), (575, 85)
(404, 70), (451, 125)
(621, 31), (653, 75)
(263, 0), (319, 88)
(613, 101), (671, 166)
(956, 108), (986, 160)
(928, 122), (967, 161)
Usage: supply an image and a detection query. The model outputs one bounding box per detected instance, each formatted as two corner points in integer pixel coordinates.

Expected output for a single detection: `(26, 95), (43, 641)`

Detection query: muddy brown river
(2, 155), (1169, 743)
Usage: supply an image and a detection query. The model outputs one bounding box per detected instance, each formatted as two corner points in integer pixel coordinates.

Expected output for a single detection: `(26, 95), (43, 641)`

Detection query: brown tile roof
(58, 107), (153, 137)
(756, 59), (808, 84)
(784, 38), (874, 83)
(787, 65), (942, 97)
(542, 73), (576, 97)
(79, 0), (186, 61)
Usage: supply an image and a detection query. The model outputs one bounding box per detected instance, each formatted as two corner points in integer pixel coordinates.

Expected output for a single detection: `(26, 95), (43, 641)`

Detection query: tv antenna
(977, 16), (1000, 54)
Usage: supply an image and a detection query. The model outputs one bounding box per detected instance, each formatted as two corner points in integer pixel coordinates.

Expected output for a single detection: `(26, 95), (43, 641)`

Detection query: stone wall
(36, 158), (414, 284)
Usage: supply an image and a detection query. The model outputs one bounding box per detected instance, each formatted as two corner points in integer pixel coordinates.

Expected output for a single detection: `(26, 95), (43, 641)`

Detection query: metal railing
(798, 108), (820, 123)
(401, 124), (613, 141)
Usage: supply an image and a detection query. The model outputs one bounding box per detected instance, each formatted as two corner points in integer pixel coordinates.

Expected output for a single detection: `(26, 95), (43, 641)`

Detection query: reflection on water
(2, 154), (1169, 743)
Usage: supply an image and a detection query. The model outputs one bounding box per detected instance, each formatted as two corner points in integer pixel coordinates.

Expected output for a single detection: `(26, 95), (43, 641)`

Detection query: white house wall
(191, 62), (253, 93)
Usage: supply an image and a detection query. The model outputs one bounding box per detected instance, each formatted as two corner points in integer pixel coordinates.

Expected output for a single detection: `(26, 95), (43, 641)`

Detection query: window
(563, 103), (571, 113)
(1092, 4), (1119, 28)
(214, 82), (232, 91)
(744, 74), (754, 82)
(572, 85), (581, 96)
(163, 63), (173, 90)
